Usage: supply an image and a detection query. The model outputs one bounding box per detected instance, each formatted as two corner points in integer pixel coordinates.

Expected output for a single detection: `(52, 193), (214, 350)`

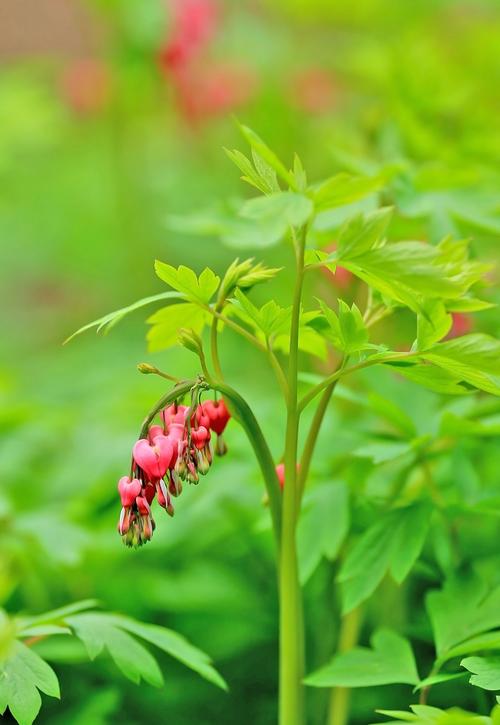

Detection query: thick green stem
(210, 380), (282, 552)
(327, 607), (363, 725)
(280, 228), (307, 725)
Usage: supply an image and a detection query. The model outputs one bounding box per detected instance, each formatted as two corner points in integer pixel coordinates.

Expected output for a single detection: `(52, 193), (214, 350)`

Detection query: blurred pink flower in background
(448, 312), (473, 339)
(320, 242), (354, 289)
(289, 67), (337, 114)
(159, 0), (256, 122)
(60, 58), (110, 115)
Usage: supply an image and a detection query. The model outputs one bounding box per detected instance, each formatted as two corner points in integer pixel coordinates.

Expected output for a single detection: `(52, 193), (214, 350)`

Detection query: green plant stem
(209, 379), (282, 552)
(327, 607), (363, 725)
(210, 308), (225, 380)
(208, 305), (288, 398)
(297, 357), (347, 505)
(279, 226), (307, 725)
(138, 379), (199, 439)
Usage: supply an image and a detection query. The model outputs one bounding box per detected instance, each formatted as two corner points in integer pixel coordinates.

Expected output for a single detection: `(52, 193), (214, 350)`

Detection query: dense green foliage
(1, 1), (499, 723)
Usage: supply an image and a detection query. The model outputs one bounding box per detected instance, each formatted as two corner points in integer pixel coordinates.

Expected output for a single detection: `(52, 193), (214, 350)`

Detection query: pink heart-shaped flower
(117, 476), (142, 507)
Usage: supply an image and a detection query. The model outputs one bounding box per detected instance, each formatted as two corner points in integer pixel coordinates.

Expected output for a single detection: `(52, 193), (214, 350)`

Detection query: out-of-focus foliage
(0, 0), (499, 723)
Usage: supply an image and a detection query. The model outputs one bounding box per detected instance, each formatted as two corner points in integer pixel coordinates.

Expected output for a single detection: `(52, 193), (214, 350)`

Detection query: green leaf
(241, 191), (313, 229)
(311, 171), (384, 212)
(319, 300), (369, 354)
(146, 303), (210, 353)
(443, 631), (500, 663)
(18, 600), (99, 629)
(427, 575), (500, 658)
(238, 124), (297, 190)
(64, 293), (182, 343)
(339, 503), (432, 612)
(106, 615), (228, 691)
(375, 704), (491, 724)
(231, 289), (291, 338)
(413, 672), (467, 692)
(385, 362), (470, 396)
(336, 207), (393, 258)
(422, 334), (500, 396)
(154, 262), (220, 304)
(66, 613), (163, 687)
(416, 300), (452, 351)
(305, 629), (419, 687)
(224, 147), (279, 195)
(19, 625), (71, 638)
(0, 642), (60, 725)
(462, 657), (500, 691)
(297, 482), (349, 584)
(367, 392), (417, 439)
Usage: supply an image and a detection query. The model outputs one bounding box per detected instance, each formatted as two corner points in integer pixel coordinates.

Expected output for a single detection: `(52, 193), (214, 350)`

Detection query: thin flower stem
(210, 309), (224, 380)
(280, 225), (307, 725)
(297, 357), (347, 505)
(138, 379), (200, 439)
(207, 304), (289, 399)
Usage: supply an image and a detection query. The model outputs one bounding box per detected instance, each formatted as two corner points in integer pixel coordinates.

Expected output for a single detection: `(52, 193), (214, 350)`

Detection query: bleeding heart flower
(162, 404), (189, 428)
(117, 476), (142, 507)
(201, 399), (231, 435)
(191, 425), (211, 450)
(133, 435), (174, 481)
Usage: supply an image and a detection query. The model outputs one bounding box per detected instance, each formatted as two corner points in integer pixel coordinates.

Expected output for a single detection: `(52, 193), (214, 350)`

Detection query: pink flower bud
(135, 496), (151, 517)
(117, 476), (142, 507)
(275, 463), (300, 490)
(133, 435), (174, 482)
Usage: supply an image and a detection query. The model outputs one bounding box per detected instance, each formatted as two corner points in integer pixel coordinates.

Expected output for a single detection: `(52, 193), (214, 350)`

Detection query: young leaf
(64, 292), (182, 344)
(385, 362), (470, 396)
(238, 124), (297, 190)
(154, 262), (220, 305)
(339, 502), (432, 612)
(304, 629), (419, 687)
(336, 207), (393, 258)
(146, 303), (210, 353)
(297, 482), (349, 584)
(319, 300), (369, 354)
(224, 148), (275, 194)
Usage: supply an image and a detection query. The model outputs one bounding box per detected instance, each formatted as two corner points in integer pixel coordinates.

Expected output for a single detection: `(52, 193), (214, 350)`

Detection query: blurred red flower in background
(320, 242), (354, 289)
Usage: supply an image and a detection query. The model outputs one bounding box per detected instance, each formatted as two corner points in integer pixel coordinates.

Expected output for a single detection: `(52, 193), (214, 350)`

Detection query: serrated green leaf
(336, 207), (393, 258)
(319, 300), (369, 354)
(18, 600), (99, 629)
(305, 628), (419, 687)
(19, 625), (71, 638)
(154, 262), (220, 304)
(224, 148), (272, 194)
(238, 124), (296, 190)
(413, 672), (467, 692)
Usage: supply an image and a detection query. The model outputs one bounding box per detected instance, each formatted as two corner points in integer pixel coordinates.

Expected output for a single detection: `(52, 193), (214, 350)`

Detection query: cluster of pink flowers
(117, 398), (230, 547)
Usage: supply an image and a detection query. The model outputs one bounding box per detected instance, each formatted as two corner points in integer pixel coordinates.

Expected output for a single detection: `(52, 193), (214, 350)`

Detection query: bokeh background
(0, 1), (499, 723)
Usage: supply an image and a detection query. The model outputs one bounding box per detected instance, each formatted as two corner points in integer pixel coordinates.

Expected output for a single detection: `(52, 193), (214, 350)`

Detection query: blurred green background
(0, 1), (499, 723)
